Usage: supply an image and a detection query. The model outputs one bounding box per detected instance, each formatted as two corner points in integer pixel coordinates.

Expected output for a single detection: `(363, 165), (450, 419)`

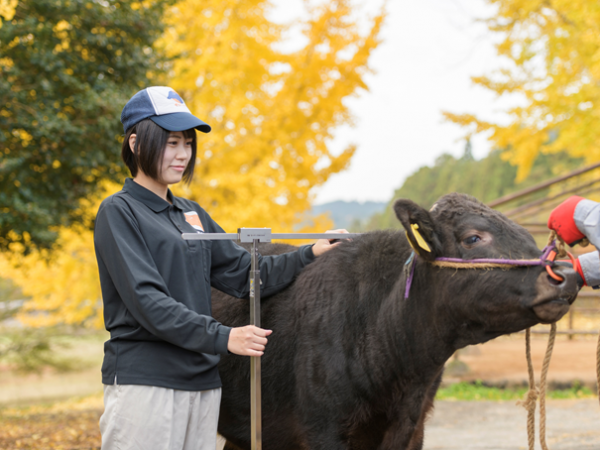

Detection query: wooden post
(568, 308), (574, 341)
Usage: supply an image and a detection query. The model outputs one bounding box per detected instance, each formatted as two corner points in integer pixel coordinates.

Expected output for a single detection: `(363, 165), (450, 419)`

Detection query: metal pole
(250, 238), (262, 450)
(488, 161), (600, 208)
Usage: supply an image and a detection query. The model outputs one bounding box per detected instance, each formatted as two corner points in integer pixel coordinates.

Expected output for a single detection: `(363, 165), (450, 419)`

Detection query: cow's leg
(378, 391), (427, 449)
(381, 375), (442, 450)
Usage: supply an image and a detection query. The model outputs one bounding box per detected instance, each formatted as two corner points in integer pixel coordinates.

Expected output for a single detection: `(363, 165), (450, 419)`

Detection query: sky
(272, 0), (519, 204)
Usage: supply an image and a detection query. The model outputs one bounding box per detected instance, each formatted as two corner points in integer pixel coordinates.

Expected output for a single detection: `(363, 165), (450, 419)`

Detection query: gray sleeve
(577, 252), (600, 288)
(574, 199), (600, 247)
(95, 200), (231, 355)
(573, 199), (600, 288)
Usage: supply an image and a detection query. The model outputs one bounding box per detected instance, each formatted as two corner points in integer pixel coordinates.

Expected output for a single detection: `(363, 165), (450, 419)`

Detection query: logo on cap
(168, 91), (184, 105)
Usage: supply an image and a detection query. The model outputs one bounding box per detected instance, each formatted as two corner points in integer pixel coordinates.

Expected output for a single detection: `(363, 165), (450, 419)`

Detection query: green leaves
(370, 149), (583, 230)
(0, 0), (171, 251)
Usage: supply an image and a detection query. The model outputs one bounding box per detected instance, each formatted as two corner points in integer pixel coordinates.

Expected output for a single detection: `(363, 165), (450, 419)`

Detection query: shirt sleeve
(94, 198), (231, 355)
(204, 217), (316, 299)
(574, 199), (600, 248)
(574, 199), (600, 288)
(578, 251), (600, 288)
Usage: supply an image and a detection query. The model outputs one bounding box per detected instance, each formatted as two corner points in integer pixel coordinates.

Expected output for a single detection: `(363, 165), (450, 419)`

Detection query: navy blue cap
(121, 86), (211, 134)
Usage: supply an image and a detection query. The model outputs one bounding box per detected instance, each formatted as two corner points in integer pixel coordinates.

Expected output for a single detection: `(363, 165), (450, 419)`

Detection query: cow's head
(394, 193), (580, 348)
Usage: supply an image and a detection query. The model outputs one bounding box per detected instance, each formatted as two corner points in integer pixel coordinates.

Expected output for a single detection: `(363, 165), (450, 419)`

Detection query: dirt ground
(428, 335), (600, 450)
(424, 399), (600, 450)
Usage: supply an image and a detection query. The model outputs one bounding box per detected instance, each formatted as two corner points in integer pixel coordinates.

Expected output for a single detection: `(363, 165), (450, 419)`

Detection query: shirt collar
(170, 191), (187, 210)
(123, 178), (182, 213)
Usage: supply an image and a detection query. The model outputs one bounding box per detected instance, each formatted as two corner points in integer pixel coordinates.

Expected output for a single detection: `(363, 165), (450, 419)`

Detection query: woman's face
(160, 131), (193, 185)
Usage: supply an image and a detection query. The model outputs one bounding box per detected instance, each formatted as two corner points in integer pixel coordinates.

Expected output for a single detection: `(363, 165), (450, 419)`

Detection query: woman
(94, 86), (343, 450)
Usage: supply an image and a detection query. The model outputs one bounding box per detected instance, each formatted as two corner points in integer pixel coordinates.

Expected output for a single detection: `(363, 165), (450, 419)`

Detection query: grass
(0, 330), (106, 406)
(436, 381), (596, 401)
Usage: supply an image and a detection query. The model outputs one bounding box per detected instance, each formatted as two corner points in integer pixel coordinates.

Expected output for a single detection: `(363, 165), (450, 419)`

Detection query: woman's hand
(227, 325), (273, 356)
(312, 229), (350, 257)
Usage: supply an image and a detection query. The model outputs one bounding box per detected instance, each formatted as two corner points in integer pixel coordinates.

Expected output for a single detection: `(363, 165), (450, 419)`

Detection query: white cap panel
(146, 86), (192, 115)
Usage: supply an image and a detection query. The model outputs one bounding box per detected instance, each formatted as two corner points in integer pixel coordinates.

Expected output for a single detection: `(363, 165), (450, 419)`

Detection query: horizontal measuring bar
(272, 233), (362, 239)
(182, 232), (362, 241)
(182, 233), (239, 240)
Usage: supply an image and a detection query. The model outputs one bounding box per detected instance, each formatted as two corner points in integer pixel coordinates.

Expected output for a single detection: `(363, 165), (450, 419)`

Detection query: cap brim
(150, 112), (211, 133)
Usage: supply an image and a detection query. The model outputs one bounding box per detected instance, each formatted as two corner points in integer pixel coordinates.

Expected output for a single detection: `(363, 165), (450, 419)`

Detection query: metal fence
(490, 162), (600, 338)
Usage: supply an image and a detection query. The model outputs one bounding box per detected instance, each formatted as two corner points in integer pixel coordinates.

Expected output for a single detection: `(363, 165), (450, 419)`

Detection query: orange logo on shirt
(184, 211), (204, 232)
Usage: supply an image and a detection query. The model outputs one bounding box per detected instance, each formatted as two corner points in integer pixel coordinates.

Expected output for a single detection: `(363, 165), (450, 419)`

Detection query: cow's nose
(532, 268), (579, 323)
(544, 265), (579, 303)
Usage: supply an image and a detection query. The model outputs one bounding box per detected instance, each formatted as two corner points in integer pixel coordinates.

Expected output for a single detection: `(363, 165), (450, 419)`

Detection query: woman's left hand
(312, 229), (350, 257)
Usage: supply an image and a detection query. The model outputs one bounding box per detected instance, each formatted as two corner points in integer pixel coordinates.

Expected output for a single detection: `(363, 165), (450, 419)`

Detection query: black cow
(212, 193), (579, 450)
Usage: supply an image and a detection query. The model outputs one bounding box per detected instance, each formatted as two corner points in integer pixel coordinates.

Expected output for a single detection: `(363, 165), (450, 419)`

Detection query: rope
(518, 328), (538, 450)
(433, 239), (559, 269)
(547, 230), (567, 258)
(538, 323), (557, 450)
(432, 261), (538, 269)
(519, 324), (557, 450)
(547, 231), (600, 408)
(597, 330), (600, 407)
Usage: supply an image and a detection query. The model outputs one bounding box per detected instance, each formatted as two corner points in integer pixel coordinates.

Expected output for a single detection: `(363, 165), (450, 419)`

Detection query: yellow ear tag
(405, 231), (418, 252)
(410, 223), (431, 252)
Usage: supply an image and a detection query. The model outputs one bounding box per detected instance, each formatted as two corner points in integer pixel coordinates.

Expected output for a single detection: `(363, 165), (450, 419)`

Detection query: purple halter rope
(434, 242), (556, 267)
(404, 241), (558, 299)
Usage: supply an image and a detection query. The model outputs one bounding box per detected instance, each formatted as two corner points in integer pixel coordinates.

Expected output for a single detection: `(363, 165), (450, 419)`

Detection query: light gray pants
(100, 381), (222, 450)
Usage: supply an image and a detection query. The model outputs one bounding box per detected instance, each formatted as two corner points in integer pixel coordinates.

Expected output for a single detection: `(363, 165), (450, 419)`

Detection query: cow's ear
(393, 199), (443, 261)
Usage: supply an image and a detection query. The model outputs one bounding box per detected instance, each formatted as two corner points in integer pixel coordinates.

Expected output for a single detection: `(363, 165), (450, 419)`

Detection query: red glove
(547, 196), (586, 245)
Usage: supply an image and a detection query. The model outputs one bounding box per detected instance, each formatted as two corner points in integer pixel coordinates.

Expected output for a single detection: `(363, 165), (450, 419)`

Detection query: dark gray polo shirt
(94, 178), (315, 391)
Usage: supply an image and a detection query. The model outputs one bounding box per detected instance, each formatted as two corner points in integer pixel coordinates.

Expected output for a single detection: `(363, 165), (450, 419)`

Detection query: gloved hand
(547, 196), (586, 246)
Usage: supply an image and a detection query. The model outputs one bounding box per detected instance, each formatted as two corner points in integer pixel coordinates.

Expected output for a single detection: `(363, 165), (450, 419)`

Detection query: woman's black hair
(121, 118), (197, 184)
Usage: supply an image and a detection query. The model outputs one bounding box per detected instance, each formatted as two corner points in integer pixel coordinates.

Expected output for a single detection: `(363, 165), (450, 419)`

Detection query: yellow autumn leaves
(445, 0), (600, 182)
(0, 182), (121, 328)
(0, 0), (16, 29)
(1, 0), (384, 328)
(163, 0), (383, 233)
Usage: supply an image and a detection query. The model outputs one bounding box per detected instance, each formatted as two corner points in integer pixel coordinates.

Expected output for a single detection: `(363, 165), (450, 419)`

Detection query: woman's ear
(129, 133), (137, 154)
(394, 199), (443, 261)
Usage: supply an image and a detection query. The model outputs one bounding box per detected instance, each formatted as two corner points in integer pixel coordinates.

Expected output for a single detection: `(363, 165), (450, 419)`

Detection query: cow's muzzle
(531, 266), (579, 323)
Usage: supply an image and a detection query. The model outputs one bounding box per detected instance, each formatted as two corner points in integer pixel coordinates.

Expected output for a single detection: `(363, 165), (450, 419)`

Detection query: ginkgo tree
(445, 0), (600, 181)
(0, 0), (16, 28)
(0, 0), (384, 328)
(163, 0), (384, 232)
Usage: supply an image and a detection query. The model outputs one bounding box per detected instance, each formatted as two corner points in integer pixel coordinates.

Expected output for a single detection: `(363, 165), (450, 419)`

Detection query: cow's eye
(463, 235), (481, 245)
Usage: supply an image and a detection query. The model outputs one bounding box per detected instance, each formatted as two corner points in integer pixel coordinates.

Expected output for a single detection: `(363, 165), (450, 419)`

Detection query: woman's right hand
(227, 325), (272, 356)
